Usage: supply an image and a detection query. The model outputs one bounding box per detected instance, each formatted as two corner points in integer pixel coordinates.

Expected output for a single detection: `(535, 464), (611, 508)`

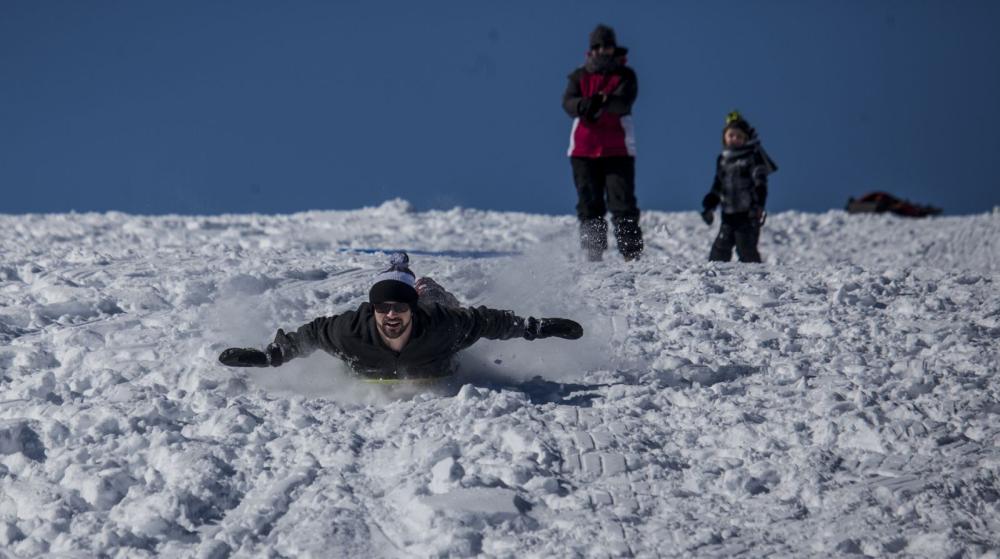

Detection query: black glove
(700, 209), (714, 226)
(577, 94), (606, 121)
(219, 347), (269, 367)
(523, 317), (584, 340)
(750, 206), (767, 227)
(218, 341), (283, 367)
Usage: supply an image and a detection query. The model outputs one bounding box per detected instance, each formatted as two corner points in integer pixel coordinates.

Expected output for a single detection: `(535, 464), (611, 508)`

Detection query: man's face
(374, 301), (412, 340)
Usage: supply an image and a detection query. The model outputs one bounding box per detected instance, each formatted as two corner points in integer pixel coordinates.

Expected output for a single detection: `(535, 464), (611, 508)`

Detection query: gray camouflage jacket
(708, 142), (774, 214)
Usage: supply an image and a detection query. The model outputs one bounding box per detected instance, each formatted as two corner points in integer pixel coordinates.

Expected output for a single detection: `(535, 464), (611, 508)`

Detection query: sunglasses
(373, 302), (411, 314)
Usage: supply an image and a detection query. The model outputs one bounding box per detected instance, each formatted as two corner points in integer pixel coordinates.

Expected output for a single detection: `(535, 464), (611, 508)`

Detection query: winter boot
(613, 215), (644, 261)
(580, 217), (609, 262)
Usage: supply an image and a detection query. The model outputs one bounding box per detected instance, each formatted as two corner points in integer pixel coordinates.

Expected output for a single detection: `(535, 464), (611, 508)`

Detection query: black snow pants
(709, 211), (762, 263)
(570, 156), (644, 261)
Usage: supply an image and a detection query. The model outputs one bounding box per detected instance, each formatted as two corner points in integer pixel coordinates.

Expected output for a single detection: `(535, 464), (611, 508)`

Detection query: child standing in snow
(700, 111), (778, 263)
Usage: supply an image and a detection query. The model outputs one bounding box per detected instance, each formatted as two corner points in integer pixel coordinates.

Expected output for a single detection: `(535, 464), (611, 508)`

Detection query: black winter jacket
(704, 145), (771, 215)
(272, 302), (526, 379)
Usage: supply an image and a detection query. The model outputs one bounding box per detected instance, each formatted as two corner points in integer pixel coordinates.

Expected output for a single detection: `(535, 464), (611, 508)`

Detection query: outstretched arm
(270, 316), (339, 362)
(448, 306), (583, 351)
(218, 315), (340, 368)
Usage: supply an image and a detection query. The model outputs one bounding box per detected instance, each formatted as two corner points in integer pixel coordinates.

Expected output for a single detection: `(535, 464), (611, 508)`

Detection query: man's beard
(377, 316), (411, 339)
(585, 52), (617, 73)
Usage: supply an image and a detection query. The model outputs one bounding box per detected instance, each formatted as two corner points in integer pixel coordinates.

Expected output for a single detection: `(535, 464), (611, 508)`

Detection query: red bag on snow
(846, 192), (942, 217)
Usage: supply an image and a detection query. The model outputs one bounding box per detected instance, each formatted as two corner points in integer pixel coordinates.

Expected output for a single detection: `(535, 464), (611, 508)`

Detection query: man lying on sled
(218, 252), (583, 381)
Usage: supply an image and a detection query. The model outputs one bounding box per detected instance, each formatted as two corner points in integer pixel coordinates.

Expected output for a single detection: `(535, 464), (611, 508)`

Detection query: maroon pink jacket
(562, 62), (638, 158)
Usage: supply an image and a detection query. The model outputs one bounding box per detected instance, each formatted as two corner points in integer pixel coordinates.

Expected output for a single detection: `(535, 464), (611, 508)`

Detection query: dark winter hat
(589, 24), (628, 55)
(368, 252), (419, 306)
(589, 24), (617, 49)
(722, 110), (754, 142)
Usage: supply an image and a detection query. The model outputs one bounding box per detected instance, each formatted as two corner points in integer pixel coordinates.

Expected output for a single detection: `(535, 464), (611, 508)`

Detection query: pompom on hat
(368, 252), (419, 305)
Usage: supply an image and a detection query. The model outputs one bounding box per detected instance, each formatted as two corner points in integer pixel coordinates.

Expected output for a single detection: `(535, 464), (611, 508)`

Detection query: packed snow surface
(1, 200), (999, 558)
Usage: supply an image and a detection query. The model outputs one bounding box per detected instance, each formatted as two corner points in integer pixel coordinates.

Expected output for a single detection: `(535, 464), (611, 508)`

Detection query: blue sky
(2, 0), (998, 216)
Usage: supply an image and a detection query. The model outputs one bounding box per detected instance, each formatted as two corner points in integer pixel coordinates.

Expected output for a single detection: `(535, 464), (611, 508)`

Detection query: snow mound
(1, 206), (998, 556)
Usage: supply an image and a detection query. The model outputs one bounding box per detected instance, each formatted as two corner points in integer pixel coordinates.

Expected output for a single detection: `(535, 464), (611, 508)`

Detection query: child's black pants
(709, 211), (761, 263)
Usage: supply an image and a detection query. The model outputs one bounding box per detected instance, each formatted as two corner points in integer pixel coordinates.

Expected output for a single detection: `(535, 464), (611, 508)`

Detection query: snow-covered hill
(1, 200), (998, 558)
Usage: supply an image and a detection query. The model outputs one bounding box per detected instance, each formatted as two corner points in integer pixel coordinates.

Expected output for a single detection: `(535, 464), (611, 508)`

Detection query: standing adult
(562, 24), (644, 262)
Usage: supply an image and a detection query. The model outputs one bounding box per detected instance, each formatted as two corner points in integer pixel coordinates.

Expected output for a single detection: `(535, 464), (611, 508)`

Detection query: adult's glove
(523, 317), (584, 340)
(700, 209), (715, 226)
(577, 94), (606, 121)
(751, 207), (767, 227)
(219, 347), (270, 367)
(219, 335), (285, 368)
